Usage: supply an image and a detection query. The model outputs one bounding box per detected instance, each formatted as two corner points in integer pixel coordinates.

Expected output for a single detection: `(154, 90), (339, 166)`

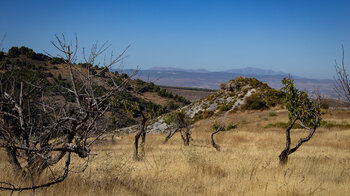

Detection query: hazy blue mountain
(148, 66), (210, 73)
(226, 67), (287, 76)
(114, 67), (335, 98)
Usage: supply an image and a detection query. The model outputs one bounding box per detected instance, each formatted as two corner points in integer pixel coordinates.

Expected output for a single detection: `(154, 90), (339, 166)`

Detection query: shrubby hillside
(121, 77), (285, 134)
(0, 46), (191, 130)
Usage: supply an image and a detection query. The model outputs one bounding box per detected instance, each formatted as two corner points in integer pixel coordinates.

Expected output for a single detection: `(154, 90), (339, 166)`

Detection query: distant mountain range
(116, 67), (336, 98)
(148, 66), (287, 75)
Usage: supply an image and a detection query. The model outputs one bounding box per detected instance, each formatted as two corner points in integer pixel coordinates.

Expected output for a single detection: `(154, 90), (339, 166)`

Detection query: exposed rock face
(116, 77), (278, 134)
(220, 77), (248, 92)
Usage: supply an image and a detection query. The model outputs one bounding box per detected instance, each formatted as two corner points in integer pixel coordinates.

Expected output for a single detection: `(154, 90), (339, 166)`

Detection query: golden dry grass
(1, 109), (350, 196)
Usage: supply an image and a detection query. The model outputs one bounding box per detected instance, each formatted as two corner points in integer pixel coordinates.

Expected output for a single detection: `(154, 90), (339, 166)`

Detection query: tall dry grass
(1, 109), (350, 195)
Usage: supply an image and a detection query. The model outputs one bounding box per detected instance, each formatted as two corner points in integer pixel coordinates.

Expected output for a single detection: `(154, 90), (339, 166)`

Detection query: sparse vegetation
(0, 49), (348, 195)
(268, 111), (277, 117)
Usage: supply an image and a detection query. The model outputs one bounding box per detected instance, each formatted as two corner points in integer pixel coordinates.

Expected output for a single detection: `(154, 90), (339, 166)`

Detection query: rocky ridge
(116, 77), (284, 134)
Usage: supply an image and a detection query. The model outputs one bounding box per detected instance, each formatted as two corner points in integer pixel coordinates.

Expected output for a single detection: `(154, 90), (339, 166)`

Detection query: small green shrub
(264, 122), (303, 129)
(167, 100), (179, 110)
(194, 110), (214, 121)
(226, 123), (237, 130)
(242, 93), (268, 110)
(8, 47), (20, 57)
(269, 111), (277, 117)
(50, 57), (65, 64)
(0, 51), (5, 60)
(219, 103), (231, 111)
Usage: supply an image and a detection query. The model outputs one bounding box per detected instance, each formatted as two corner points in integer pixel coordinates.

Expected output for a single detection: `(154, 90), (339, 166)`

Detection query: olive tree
(210, 122), (237, 151)
(163, 111), (191, 146)
(278, 76), (322, 164)
(116, 96), (164, 160)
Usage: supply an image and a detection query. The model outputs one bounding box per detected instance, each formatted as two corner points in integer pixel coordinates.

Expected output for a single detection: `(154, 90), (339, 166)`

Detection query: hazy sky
(1, 0), (349, 79)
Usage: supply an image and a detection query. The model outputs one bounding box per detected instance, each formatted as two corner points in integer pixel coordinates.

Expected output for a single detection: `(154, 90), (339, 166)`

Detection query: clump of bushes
(219, 102), (234, 112)
(8, 46), (48, 60)
(153, 86), (190, 105)
(226, 123), (237, 130)
(194, 110), (214, 121)
(50, 57), (65, 64)
(0, 51), (5, 60)
(167, 100), (180, 110)
(269, 111), (277, 117)
(241, 89), (284, 111)
(242, 93), (269, 110)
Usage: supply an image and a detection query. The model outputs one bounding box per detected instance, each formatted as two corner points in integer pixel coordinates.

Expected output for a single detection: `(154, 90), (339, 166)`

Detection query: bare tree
(0, 32), (6, 51)
(278, 77), (322, 164)
(210, 123), (237, 151)
(334, 45), (350, 103)
(0, 34), (132, 191)
(115, 95), (163, 160)
(210, 123), (225, 151)
(163, 111), (191, 146)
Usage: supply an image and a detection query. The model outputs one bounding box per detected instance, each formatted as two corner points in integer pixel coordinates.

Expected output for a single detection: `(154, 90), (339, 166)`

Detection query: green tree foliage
(7, 46), (48, 60)
(282, 77), (321, 128)
(0, 51), (4, 60)
(8, 47), (20, 57)
(164, 111), (189, 128)
(278, 76), (322, 164)
(164, 111), (191, 146)
(242, 93), (268, 110)
(167, 100), (179, 110)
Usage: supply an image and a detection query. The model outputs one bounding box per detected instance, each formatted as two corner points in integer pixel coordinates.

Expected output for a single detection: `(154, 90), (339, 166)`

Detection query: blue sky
(1, 0), (349, 79)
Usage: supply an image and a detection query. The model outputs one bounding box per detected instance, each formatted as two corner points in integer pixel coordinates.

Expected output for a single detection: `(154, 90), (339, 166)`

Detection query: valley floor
(1, 109), (350, 196)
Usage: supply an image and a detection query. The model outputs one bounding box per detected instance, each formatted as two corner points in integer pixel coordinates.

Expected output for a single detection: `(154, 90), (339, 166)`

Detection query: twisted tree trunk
(134, 115), (147, 161)
(163, 129), (178, 144)
(279, 117), (319, 164)
(211, 127), (225, 151)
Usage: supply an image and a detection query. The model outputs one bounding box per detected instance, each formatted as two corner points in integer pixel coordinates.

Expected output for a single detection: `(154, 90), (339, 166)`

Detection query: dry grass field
(1, 109), (350, 196)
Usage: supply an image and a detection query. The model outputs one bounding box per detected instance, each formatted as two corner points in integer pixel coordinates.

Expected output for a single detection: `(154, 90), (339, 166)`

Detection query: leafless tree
(334, 45), (350, 103)
(133, 111), (148, 160)
(210, 123), (237, 151)
(0, 32), (6, 51)
(0, 34), (132, 192)
(210, 124), (225, 151)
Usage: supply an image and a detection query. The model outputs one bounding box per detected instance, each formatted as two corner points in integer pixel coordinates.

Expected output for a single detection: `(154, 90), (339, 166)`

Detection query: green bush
(269, 111), (277, 117)
(167, 100), (179, 110)
(226, 123), (237, 130)
(219, 102), (233, 112)
(194, 110), (214, 121)
(0, 51), (5, 60)
(8, 47), (20, 57)
(153, 86), (160, 92)
(50, 57), (65, 64)
(242, 93), (268, 110)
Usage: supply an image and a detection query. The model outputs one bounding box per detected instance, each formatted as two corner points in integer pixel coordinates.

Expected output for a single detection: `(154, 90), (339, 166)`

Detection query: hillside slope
(118, 77), (284, 134)
(0, 46), (191, 130)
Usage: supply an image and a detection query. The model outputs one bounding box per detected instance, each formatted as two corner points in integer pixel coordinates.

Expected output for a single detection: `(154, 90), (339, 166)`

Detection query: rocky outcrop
(116, 77), (279, 134)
